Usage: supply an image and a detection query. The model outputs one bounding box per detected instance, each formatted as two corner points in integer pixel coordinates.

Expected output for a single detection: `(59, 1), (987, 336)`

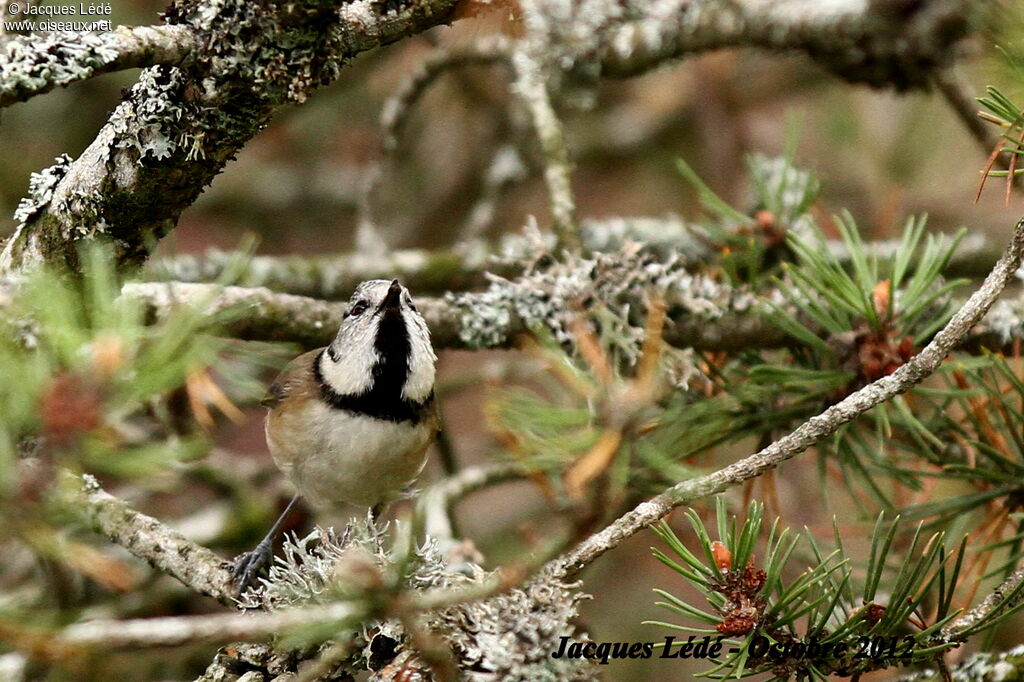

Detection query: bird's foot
(231, 542), (273, 594)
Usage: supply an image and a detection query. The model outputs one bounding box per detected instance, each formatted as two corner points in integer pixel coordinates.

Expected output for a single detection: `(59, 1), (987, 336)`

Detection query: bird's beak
(383, 279), (403, 311)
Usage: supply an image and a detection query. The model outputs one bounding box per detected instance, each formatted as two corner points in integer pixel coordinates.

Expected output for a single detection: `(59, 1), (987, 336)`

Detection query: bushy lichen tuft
(108, 65), (190, 161)
(448, 239), (757, 358)
(431, 578), (593, 682)
(235, 521), (593, 680)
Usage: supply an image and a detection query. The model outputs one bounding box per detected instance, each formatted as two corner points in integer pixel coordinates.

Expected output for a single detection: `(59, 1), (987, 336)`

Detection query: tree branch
(0, 24), (196, 108)
(0, 0), (461, 273)
(145, 247), (519, 300)
(121, 243), (1024, 355)
(943, 564), (1024, 640)
(598, 0), (969, 89)
(69, 473), (235, 605)
(538, 216), (1024, 581)
(418, 462), (528, 542)
(60, 600), (365, 649)
(145, 226), (1002, 299)
(510, 46), (578, 250)
(120, 278), (786, 351)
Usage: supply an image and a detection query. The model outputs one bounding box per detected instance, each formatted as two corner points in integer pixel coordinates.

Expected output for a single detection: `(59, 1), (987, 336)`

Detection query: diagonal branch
(0, 0), (461, 274)
(943, 564), (1024, 640)
(69, 473), (235, 605)
(538, 216), (1024, 581)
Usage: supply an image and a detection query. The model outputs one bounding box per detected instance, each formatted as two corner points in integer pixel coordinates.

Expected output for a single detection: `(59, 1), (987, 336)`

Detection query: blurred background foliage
(6, 0), (1024, 680)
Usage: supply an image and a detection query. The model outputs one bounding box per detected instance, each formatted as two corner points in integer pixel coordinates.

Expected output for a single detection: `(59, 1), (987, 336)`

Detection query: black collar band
(313, 349), (433, 423)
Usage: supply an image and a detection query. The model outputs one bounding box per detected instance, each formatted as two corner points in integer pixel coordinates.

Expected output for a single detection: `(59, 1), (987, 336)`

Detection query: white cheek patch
(403, 312), (436, 403)
(320, 345), (377, 395)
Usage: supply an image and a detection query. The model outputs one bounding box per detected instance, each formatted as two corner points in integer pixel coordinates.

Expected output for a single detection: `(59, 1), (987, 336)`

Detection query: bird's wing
(261, 349), (323, 408)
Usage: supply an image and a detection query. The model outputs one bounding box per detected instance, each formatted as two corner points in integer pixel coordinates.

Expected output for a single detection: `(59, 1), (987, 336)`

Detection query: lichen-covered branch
(598, 0), (969, 89)
(0, 0), (461, 273)
(69, 473), (235, 604)
(0, 0), (974, 274)
(539, 216), (1024, 580)
(120, 275), (782, 352)
(122, 234), (1024, 356)
(0, 24), (195, 108)
(60, 600), (366, 648)
(943, 565), (1024, 640)
(145, 246), (519, 300)
(145, 222), (1002, 299)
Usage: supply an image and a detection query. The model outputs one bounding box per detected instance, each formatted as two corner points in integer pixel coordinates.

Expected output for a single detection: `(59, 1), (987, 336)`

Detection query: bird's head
(318, 279), (435, 405)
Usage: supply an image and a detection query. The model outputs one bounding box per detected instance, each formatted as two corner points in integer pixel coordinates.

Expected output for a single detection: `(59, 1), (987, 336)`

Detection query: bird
(231, 279), (438, 591)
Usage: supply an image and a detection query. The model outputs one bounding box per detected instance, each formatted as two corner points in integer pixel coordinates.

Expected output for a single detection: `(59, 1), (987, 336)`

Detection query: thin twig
(539, 217), (1024, 580)
(510, 47), (579, 252)
(419, 462), (529, 542)
(942, 564), (1024, 640)
(60, 601), (367, 649)
(380, 38), (512, 154)
(356, 38), (514, 254)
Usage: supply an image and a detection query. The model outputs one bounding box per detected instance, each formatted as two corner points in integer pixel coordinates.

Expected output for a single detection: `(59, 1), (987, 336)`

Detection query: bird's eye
(348, 300), (369, 317)
(405, 294), (417, 312)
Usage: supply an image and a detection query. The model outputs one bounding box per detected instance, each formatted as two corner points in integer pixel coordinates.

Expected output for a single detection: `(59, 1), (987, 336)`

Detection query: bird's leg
(231, 494), (300, 593)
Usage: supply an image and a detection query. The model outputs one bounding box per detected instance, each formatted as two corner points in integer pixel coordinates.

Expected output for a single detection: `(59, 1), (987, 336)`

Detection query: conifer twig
(510, 46), (579, 251)
(540, 216), (1024, 581)
(942, 564), (1024, 639)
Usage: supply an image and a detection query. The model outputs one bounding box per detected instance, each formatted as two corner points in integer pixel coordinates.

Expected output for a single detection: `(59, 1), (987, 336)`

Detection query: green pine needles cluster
(481, 135), (1024, 677)
(0, 246), (268, 593)
(647, 499), (1024, 680)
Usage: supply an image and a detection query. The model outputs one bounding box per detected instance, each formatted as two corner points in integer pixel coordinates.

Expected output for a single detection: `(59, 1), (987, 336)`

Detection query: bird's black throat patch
(313, 307), (432, 423)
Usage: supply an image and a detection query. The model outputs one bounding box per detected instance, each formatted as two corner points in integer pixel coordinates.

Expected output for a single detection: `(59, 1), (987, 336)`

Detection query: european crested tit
(232, 279), (438, 591)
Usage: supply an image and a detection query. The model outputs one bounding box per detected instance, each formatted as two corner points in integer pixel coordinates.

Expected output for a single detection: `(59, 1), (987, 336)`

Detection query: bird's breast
(266, 399), (434, 509)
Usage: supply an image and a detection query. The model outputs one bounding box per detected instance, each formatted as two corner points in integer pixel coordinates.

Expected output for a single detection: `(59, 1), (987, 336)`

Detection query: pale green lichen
(0, 31), (120, 103)
(236, 520), (593, 681)
(12, 154), (73, 226)
(448, 237), (758, 356)
(88, 0), (357, 166)
(498, 214), (712, 264)
(108, 65), (188, 161)
(979, 293), (1024, 346)
(430, 578), (593, 682)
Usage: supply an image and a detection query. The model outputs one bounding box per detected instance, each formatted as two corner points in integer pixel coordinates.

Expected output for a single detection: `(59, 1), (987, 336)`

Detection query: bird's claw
(231, 544), (272, 594)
